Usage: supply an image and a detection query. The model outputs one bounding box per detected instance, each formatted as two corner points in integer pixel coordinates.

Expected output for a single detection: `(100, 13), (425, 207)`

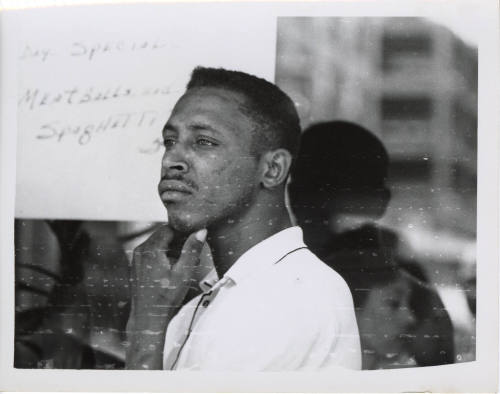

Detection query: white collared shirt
(163, 226), (361, 371)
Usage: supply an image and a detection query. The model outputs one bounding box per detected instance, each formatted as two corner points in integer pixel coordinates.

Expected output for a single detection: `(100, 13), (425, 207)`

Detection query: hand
(125, 225), (207, 369)
(130, 225), (207, 313)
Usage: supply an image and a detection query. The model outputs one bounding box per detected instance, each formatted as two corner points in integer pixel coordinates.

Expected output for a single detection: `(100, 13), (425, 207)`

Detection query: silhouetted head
(289, 121), (391, 234)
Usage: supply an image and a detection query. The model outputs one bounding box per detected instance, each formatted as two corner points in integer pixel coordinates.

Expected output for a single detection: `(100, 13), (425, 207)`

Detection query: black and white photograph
(0, 0), (498, 392)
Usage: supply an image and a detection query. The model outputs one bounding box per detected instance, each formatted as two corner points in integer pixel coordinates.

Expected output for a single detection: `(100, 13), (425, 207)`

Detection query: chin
(167, 210), (207, 235)
(380, 341), (404, 356)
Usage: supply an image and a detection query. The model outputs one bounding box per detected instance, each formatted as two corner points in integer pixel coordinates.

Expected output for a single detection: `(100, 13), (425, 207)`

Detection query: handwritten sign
(14, 4), (276, 221)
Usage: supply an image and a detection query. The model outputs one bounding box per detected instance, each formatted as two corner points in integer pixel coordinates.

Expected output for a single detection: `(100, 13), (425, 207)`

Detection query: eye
(196, 137), (218, 147)
(163, 137), (177, 148)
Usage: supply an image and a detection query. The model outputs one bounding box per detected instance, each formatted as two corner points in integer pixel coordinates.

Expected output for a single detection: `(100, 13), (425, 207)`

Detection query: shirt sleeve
(269, 269), (362, 371)
(317, 276), (362, 370)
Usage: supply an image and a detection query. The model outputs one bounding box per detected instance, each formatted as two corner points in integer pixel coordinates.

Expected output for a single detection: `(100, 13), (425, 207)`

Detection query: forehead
(167, 87), (255, 132)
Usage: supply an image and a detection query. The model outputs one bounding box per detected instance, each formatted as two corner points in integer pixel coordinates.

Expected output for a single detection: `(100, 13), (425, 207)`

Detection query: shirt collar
(198, 226), (306, 290)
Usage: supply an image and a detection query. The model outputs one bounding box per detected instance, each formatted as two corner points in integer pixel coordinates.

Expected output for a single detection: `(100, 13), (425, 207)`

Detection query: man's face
(158, 87), (262, 234)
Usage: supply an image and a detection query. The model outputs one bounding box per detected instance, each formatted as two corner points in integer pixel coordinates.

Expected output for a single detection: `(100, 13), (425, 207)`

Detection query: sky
(427, 14), (479, 47)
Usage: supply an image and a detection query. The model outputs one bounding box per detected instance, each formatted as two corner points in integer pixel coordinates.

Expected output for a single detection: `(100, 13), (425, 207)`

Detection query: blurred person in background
(15, 220), (94, 368)
(332, 242), (417, 369)
(288, 120), (454, 369)
(15, 220), (131, 369)
(399, 258), (455, 366)
(289, 121), (392, 261)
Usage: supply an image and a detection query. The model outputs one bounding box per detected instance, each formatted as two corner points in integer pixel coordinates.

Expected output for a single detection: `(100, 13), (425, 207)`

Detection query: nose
(400, 306), (417, 328)
(161, 144), (189, 175)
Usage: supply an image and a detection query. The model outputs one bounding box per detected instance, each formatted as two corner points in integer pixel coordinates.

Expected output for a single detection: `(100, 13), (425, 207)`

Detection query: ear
(373, 187), (391, 218)
(260, 149), (293, 189)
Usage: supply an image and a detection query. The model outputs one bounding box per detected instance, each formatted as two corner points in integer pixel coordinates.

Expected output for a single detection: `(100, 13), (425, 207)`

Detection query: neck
(297, 210), (378, 256)
(207, 197), (291, 279)
(295, 210), (332, 255)
(361, 350), (379, 370)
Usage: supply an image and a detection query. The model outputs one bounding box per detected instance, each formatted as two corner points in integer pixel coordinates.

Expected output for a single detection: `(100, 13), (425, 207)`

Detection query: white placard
(14, 4), (276, 221)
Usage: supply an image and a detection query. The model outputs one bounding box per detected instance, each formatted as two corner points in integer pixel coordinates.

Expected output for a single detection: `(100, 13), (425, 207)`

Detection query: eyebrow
(163, 121), (222, 136)
(189, 121), (222, 135)
(162, 123), (177, 134)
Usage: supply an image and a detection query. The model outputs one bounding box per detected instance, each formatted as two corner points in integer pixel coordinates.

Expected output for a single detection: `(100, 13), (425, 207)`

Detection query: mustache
(160, 174), (199, 191)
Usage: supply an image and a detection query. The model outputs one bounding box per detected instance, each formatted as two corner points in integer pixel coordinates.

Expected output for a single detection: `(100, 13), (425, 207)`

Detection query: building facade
(276, 17), (477, 272)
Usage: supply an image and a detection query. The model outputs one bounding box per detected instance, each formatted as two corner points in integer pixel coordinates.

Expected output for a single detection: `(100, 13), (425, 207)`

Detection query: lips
(158, 179), (195, 202)
(159, 179), (194, 193)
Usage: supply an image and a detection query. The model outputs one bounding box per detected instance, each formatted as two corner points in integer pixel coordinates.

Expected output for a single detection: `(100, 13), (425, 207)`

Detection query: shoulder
(266, 249), (359, 345)
(273, 248), (354, 308)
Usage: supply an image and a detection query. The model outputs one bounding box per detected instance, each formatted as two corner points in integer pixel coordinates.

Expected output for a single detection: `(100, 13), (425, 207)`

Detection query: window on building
(451, 162), (477, 195)
(382, 32), (433, 71)
(381, 96), (433, 120)
(452, 100), (477, 151)
(388, 158), (432, 182)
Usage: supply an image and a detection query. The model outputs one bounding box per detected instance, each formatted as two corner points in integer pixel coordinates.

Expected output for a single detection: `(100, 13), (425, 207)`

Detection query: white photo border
(1, 0), (498, 392)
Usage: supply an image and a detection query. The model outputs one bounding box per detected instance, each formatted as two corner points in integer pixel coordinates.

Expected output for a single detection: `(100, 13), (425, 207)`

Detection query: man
(126, 68), (361, 371)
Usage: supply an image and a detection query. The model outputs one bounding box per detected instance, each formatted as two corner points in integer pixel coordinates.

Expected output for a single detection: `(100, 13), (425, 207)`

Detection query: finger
(136, 224), (173, 255)
(175, 229), (207, 271)
(132, 225), (173, 272)
(151, 224), (175, 251)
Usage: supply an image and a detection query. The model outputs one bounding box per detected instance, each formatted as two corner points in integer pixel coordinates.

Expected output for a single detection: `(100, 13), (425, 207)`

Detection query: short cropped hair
(186, 67), (301, 158)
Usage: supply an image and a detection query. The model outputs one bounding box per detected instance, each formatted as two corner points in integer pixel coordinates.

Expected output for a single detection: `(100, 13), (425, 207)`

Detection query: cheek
(361, 302), (397, 333)
(199, 158), (258, 197)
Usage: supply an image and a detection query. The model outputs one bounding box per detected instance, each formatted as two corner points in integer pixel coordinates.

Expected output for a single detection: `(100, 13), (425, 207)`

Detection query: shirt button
(202, 300), (210, 308)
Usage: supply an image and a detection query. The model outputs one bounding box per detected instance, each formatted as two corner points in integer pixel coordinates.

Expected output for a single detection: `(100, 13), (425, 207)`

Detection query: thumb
(175, 228), (207, 271)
